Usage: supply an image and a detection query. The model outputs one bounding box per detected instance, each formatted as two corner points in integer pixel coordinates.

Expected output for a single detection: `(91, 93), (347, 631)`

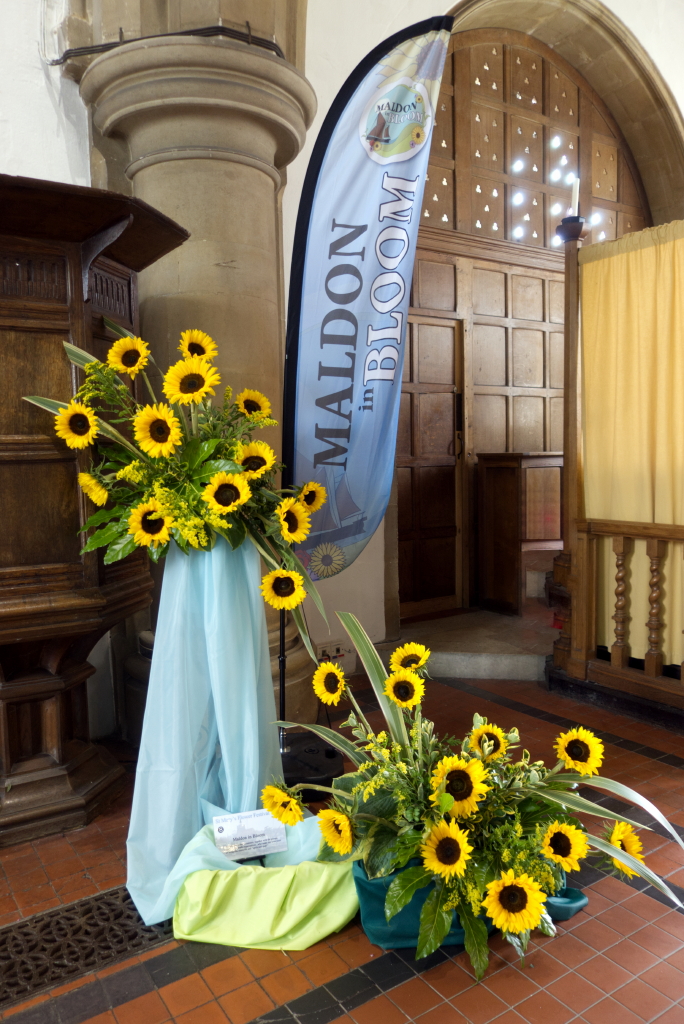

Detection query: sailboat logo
(360, 77), (431, 165)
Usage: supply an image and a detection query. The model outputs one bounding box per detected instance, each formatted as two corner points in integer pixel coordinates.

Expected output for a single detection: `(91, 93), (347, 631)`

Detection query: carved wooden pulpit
(0, 175), (188, 846)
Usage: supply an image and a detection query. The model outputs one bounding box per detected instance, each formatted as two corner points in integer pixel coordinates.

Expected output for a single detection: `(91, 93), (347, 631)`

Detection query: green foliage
(417, 883), (453, 959)
(458, 904), (490, 981)
(385, 866), (432, 921)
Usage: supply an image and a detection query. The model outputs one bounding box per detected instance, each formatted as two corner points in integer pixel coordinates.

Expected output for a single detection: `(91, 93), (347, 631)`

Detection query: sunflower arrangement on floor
(24, 326), (327, 648)
(261, 611), (684, 974)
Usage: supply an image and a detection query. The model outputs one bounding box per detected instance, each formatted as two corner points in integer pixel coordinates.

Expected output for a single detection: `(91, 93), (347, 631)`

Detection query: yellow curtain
(580, 220), (684, 665)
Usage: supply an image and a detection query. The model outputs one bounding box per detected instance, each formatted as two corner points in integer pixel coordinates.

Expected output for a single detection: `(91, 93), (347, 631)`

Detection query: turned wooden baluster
(644, 538), (667, 676)
(611, 535), (633, 668)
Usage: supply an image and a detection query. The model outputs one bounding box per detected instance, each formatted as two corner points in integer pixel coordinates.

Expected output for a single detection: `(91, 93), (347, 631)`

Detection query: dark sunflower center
(566, 739), (590, 762)
(150, 419), (171, 442)
(549, 832), (572, 858)
(214, 483), (240, 506)
(324, 673), (340, 694)
(499, 885), (528, 913)
(332, 819), (342, 834)
(435, 837), (461, 865)
(244, 399), (261, 414)
(303, 490), (316, 506)
(480, 731), (501, 754)
(446, 769), (474, 800)
(400, 655), (421, 667)
(321, 554), (333, 566)
(280, 799), (291, 809)
(121, 349), (140, 367)
(180, 373), (204, 394)
(69, 413), (90, 435)
(242, 456), (267, 473)
(273, 576), (296, 597)
(141, 512), (164, 535)
(187, 342), (205, 356)
(284, 510), (299, 533)
(393, 681), (414, 702)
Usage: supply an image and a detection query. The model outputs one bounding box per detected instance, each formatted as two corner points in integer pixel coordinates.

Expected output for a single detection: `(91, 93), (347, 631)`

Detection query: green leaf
(317, 837), (359, 863)
(416, 883), (452, 960)
(82, 506), (124, 532)
(537, 911), (557, 938)
(103, 533), (138, 564)
(385, 866), (432, 921)
(23, 395), (68, 416)
(81, 521), (126, 552)
(147, 541), (168, 563)
(458, 904), (490, 981)
(192, 458), (242, 480)
(439, 793), (455, 814)
(103, 315), (135, 339)
(275, 721), (370, 767)
(364, 826), (399, 879)
(336, 611), (404, 745)
(505, 929), (529, 962)
(586, 834), (683, 908)
(225, 517), (246, 550)
(291, 604), (318, 665)
(333, 772), (364, 795)
(63, 341), (102, 368)
(360, 792), (397, 821)
(471, 856), (497, 895)
(520, 787), (652, 833)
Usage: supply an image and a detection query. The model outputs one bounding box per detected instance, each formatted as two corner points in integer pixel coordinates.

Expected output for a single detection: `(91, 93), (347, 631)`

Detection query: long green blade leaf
(337, 611), (404, 743)
(291, 604), (317, 665)
(23, 395), (67, 416)
(276, 721), (369, 767)
(520, 787), (652, 832)
(103, 315), (135, 339)
(587, 833), (683, 908)
(63, 341), (101, 368)
(557, 774), (684, 852)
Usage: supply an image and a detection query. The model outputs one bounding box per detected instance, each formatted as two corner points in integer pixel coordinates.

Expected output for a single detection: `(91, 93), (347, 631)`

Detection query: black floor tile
(100, 963), (154, 1007)
(325, 967), (380, 1010)
(637, 747), (668, 760)
(574, 865), (605, 889)
(144, 944), (195, 986)
(595, 732), (625, 744)
(185, 941), (240, 970)
(360, 951), (414, 991)
(659, 754), (684, 768)
(287, 986), (341, 1023)
(9, 1003), (58, 1024)
(254, 1007), (296, 1023)
(614, 739), (646, 752)
(55, 980), (108, 1024)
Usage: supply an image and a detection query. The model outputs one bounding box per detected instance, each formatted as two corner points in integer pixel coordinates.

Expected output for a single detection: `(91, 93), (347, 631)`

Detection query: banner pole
(279, 609), (288, 754)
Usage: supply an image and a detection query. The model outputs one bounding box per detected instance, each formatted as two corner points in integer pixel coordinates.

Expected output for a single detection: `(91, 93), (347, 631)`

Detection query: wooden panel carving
(424, 166), (454, 228)
(0, 253), (67, 303)
(473, 324), (506, 385)
(592, 142), (618, 201)
(0, 461), (81, 567)
(472, 178), (504, 238)
(513, 395), (544, 451)
(473, 394), (507, 452)
(471, 104), (504, 172)
(420, 393), (454, 455)
(512, 329), (544, 387)
(470, 43), (503, 96)
(511, 275), (544, 321)
(417, 324), (454, 384)
(510, 47), (542, 111)
(549, 332), (564, 388)
(89, 265), (132, 321)
(416, 261), (455, 310)
(510, 116), (542, 183)
(0, 331), (73, 435)
(473, 268), (505, 315)
(550, 396), (564, 451)
(509, 187), (543, 246)
(525, 467), (561, 539)
(549, 69), (578, 126)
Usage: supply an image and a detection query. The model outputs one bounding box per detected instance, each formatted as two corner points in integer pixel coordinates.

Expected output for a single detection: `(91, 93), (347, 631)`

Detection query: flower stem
(141, 370), (158, 405)
(191, 403), (198, 438)
(347, 688), (372, 737)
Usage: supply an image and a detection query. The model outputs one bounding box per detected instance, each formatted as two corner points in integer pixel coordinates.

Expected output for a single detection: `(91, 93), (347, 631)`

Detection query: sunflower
(54, 401), (98, 448)
(77, 472), (108, 506)
(133, 403), (182, 458)
(298, 481), (327, 513)
(429, 756), (490, 817)
(555, 726), (604, 776)
(411, 125), (426, 145)
(106, 336), (149, 378)
(202, 472), (251, 514)
(236, 388), (271, 419)
(235, 440), (276, 480)
(389, 642), (430, 673)
(163, 356), (221, 405)
(384, 669), (424, 708)
(178, 329), (217, 360)
(470, 723), (508, 762)
(608, 822), (645, 878)
(482, 870), (547, 934)
(421, 819), (473, 880)
(312, 662), (346, 706)
(261, 569), (306, 610)
(318, 809), (354, 854)
(541, 821), (589, 872)
(127, 497), (173, 548)
(261, 784), (303, 827)
(309, 542), (345, 578)
(276, 498), (311, 545)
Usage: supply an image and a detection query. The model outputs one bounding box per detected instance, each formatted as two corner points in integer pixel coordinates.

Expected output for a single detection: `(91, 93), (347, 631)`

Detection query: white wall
(0, 0), (90, 185)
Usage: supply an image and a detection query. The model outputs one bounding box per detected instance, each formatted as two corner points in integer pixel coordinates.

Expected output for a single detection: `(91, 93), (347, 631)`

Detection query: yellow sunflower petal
(260, 569), (306, 610)
(318, 809), (354, 854)
(384, 669), (424, 708)
(555, 727), (604, 776)
(202, 472), (251, 514)
(312, 662), (346, 706)
(127, 497), (173, 548)
(298, 481), (327, 513)
(309, 542), (345, 578)
(469, 723), (508, 762)
(429, 755), (490, 817)
(77, 472), (109, 506)
(178, 329), (218, 360)
(482, 870), (546, 934)
(421, 819), (473, 880)
(163, 356), (221, 405)
(276, 497), (311, 545)
(389, 642), (430, 673)
(106, 336), (149, 378)
(261, 784), (304, 827)
(609, 821), (645, 877)
(54, 401), (98, 449)
(133, 403), (182, 458)
(235, 440), (276, 480)
(236, 388), (271, 419)
(541, 821), (589, 872)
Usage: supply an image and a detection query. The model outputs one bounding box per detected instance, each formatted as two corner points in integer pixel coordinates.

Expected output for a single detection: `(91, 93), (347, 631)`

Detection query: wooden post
(611, 535), (633, 668)
(644, 538), (667, 677)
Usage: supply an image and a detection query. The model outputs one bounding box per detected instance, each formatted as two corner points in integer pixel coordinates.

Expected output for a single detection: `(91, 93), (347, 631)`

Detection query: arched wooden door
(397, 28), (650, 615)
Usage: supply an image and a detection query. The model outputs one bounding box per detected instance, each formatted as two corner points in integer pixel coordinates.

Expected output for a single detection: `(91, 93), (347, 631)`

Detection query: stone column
(80, 35), (318, 721)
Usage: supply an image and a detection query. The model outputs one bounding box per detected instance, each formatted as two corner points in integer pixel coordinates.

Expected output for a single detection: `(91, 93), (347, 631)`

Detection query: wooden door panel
(417, 324), (454, 384)
(525, 467), (561, 539)
(416, 261), (455, 310)
(398, 540), (414, 602)
(0, 461), (81, 567)
(397, 467), (413, 532)
(549, 281), (564, 323)
(419, 466), (456, 529)
(419, 393), (454, 456)
(550, 395), (564, 451)
(511, 275), (543, 320)
(473, 268), (505, 315)
(419, 537), (456, 598)
(512, 395), (544, 450)
(549, 331), (564, 388)
(473, 324), (506, 385)
(1, 331), (72, 434)
(396, 392), (412, 456)
(512, 329), (544, 387)
(473, 394), (507, 452)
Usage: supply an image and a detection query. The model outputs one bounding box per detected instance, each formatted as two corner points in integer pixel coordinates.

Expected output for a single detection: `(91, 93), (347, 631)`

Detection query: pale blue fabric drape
(126, 537), (282, 925)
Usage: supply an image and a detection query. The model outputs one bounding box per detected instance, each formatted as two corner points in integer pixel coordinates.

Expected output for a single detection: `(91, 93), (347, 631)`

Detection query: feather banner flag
(284, 16), (454, 580)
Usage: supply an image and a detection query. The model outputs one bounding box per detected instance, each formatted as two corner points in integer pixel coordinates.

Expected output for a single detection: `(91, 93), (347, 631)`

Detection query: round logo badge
(360, 77), (432, 165)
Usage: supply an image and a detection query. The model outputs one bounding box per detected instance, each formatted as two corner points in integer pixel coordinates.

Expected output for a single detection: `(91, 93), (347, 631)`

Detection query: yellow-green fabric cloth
(580, 220), (684, 663)
(174, 859), (358, 950)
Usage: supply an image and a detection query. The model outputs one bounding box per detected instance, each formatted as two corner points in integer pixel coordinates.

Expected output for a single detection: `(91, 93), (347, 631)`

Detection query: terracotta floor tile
(288, 938), (332, 961)
(483, 963), (539, 1006)
(640, 959), (684, 1001)
(218, 982), (274, 1024)
(604, 938), (660, 974)
(17, 895), (61, 916)
(388, 976), (443, 1017)
(543, 932), (596, 968)
(579, 890), (613, 917)
(653, 1006), (684, 1024)
(350, 994), (409, 1024)
(334, 932), (384, 968)
(0, 910), (22, 926)
(159, 974), (213, 1016)
(632, 923), (684, 958)
(43, 856), (85, 881)
(238, 948), (292, 978)
(612, 976), (674, 1021)
(450, 983), (507, 1024)
(88, 862), (127, 884)
(575, 953), (632, 993)
(588, 876), (633, 904)
(581, 996), (652, 1024)
(622, 892), (671, 922)
(298, 947), (349, 986)
(416, 1005), (468, 1023)
(509, 949), (567, 987)
(571, 917), (622, 952)
(513, 989), (576, 1024)
(421, 960), (474, 999)
(545, 970), (603, 1014)
(4, 867), (49, 892)
(201, 957), (253, 997)
(482, 1013), (526, 1024)
(259, 963), (311, 1004)
(644, 850), (684, 878)
(173, 1002), (229, 1024)
(656, 912), (684, 941)
(597, 903), (647, 936)
(52, 870), (92, 896)
(113, 990), (171, 1024)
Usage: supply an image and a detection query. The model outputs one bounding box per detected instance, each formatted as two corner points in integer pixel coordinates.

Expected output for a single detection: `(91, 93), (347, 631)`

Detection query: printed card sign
(213, 810), (287, 860)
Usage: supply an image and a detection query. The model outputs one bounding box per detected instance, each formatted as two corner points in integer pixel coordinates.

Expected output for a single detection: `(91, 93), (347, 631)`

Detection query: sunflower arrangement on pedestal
(24, 325), (326, 651)
(261, 612), (684, 975)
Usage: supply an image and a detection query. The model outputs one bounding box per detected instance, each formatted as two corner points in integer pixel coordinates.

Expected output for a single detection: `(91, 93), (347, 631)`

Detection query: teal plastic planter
(546, 886), (588, 921)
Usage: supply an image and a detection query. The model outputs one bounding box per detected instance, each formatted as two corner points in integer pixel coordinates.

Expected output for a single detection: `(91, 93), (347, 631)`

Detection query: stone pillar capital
(80, 35), (316, 187)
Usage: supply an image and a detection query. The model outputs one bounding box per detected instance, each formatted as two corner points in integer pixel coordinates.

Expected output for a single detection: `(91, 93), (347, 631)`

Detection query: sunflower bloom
(430, 755), (490, 817)
(261, 569), (306, 610)
(318, 809), (354, 854)
(261, 785), (303, 827)
(309, 542), (345, 578)
(163, 356), (221, 405)
(608, 822), (645, 878)
(276, 498), (311, 545)
(469, 723), (508, 762)
(133, 404), (182, 458)
(202, 472), (251, 514)
(384, 669), (424, 708)
(54, 401), (98, 448)
(77, 472), (108, 506)
(389, 642), (430, 673)
(235, 440), (276, 480)
(411, 126), (426, 145)
(298, 481), (327, 513)
(541, 821), (589, 872)
(127, 497), (173, 548)
(236, 388), (271, 419)
(555, 727), (604, 776)
(178, 329), (217, 360)
(421, 819), (473, 880)
(482, 870), (546, 934)
(106, 336), (149, 377)
(312, 662), (346, 706)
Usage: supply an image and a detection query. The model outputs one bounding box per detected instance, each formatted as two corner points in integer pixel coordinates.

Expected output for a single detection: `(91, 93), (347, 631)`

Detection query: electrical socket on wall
(315, 641), (357, 674)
